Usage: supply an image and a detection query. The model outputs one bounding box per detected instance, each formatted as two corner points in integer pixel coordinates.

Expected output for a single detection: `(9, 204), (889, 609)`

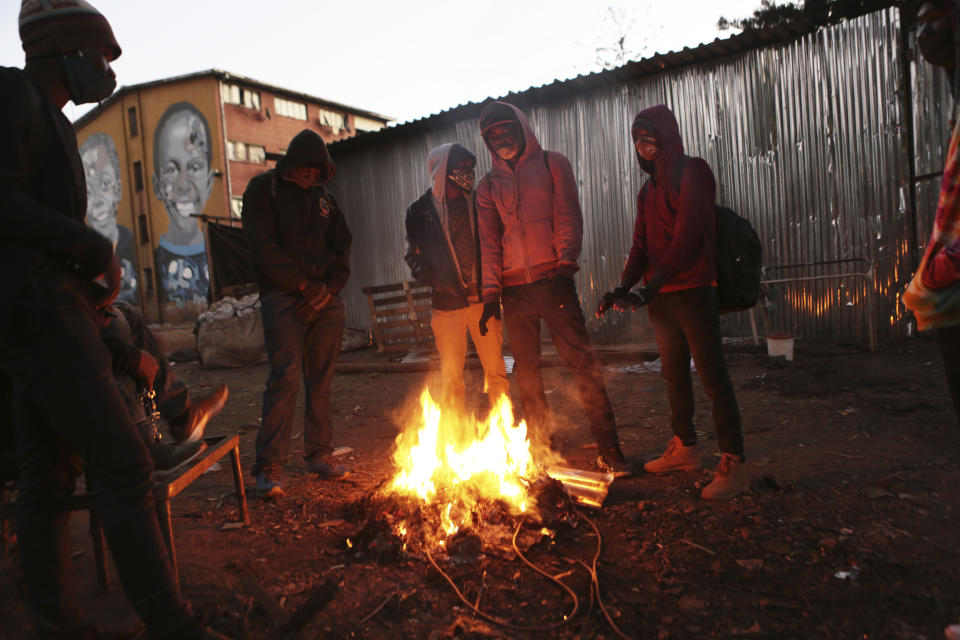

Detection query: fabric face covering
(448, 166), (475, 193)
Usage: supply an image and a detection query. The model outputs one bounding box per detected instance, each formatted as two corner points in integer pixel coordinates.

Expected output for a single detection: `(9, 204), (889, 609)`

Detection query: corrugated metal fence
(327, 7), (953, 348)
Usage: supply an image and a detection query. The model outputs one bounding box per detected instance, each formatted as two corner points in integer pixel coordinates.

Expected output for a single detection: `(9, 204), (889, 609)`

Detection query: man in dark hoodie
(242, 129), (352, 496)
(596, 104), (747, 501)
(405, 143), (509, 417)
(476, 101), (629, 476)
(1, 1), (230, 638)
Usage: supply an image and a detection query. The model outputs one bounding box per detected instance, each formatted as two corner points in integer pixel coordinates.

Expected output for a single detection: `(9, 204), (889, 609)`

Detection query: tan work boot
(643, 436), (701, 474)
(701, 453), (749, 501)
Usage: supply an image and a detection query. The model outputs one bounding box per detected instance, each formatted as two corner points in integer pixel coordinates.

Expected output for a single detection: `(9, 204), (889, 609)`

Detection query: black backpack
(668, 156), (762, 314)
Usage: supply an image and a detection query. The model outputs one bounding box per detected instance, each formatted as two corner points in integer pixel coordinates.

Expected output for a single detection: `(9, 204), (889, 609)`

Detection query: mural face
(80, 132), (138, 305)
(152, 102), (212, 306)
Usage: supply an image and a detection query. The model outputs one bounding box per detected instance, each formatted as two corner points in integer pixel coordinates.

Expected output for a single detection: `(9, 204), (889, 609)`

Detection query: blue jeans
(0, 267), (197, 637)
(501, 278), (620, 450)
(254, 291), (345, 472)
(647, 286), (744, 459)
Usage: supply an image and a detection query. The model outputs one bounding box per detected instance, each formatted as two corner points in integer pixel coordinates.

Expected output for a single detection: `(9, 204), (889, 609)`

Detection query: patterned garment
(447, 196), (475, 283)
(903, 105), (960, 330)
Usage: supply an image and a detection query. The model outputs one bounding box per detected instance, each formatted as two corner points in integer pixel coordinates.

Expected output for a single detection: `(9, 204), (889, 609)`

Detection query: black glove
(302, 281), (332, 311)
(595, 285), (629, 318)
(406, 253), (437, 287)
(613, 286), (656, 312)
(478, 301), (501, 336)
(548, 275), (575, 308)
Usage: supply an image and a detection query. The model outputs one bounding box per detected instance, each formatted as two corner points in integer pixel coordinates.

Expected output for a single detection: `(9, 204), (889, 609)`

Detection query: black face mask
(638, 156), (656, 175)
(63, 54), (116, 104)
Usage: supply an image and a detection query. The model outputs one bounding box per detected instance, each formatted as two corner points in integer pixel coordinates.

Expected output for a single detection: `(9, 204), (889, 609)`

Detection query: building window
(318, 108), (345, 134)
(133, 161), (144, 191)
(227, 140), (246, 162)
(138, 213), (150, 244)
(275, 97), (307, 121)
(354, 115), (386, 133)
(247, 145), (265, 164)
(231, 196), (243, 218)
(127, 107), (138, 136)
(221, 82), (261, 110)
(227, 140), (266, 164)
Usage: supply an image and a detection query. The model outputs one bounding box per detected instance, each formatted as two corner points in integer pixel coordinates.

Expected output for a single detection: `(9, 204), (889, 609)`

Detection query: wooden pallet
(361, 281), (433, 357)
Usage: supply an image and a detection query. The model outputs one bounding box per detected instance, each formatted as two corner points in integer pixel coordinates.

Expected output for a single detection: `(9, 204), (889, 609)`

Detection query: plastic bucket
(766, 332), (795, 361)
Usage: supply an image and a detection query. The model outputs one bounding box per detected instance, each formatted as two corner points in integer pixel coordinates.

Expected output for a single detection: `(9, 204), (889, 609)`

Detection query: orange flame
(389, 388), (536, 537)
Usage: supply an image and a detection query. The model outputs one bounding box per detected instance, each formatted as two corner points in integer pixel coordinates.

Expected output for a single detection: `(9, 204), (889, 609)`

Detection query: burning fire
(389, 388), (536, 537)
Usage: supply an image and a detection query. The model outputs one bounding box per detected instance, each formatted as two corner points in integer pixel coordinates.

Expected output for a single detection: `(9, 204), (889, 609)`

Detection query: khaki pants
(430, 302), (509, 415)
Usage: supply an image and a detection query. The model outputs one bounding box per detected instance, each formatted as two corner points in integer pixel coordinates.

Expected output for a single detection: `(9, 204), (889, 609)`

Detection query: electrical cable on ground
(575, 509), (634, 640)
(422, 518), (579, 632)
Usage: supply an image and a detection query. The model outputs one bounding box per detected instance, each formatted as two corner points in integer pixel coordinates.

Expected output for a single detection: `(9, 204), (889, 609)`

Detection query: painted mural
(152, 102), (212, 307)
(80, 132), (139, 304)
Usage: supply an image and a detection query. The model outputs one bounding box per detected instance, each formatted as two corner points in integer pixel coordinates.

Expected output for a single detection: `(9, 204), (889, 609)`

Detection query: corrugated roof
(329, 16), (819, 152)
(73, 68), (394, 130)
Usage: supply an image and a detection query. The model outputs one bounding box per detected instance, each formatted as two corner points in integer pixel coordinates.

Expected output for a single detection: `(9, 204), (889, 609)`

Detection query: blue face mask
(62, 53), (116, 104)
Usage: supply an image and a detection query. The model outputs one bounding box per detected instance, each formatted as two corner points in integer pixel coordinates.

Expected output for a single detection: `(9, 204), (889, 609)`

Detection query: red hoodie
(620, 105), (717, 293)
(477, 102), (583, 303)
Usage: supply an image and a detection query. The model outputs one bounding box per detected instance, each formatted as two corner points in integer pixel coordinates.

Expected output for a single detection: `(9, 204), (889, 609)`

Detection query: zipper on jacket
(514, 163), (532, 284)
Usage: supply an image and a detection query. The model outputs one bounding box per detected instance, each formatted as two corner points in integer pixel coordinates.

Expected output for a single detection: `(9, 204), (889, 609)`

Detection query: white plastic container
(766, 332), (795, 361)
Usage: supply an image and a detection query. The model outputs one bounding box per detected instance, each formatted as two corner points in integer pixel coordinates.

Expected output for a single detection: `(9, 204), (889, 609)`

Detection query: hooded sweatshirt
(620, 104), (717, 294)
(476, 102), (583, 302)
(903, 0), (960, 330)
(404, 143), (481, 311)
(241, 129), (351, 295)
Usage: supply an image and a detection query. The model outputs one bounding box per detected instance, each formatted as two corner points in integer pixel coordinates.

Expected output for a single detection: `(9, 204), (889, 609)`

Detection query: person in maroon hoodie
(597, 104), (747, 500)
(476, 101), (629, 476)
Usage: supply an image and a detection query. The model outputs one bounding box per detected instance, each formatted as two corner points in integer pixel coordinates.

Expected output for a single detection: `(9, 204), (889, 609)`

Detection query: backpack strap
(667, 154), (690, 213)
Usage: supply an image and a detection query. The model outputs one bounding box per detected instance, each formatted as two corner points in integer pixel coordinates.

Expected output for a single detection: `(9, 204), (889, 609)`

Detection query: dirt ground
(2, 336), (959, 640)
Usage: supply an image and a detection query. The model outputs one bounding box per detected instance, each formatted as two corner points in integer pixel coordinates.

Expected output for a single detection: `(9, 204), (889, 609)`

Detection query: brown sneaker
(701, 453), (749, 501)
(643, 436), (701, 474)
(170, 384), (228, 443)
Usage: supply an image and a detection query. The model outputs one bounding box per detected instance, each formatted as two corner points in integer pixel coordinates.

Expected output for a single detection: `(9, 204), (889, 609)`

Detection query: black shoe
(150, 440), (207, 478)
(170, 384), (229, 443)
(597, 444), (632, 478)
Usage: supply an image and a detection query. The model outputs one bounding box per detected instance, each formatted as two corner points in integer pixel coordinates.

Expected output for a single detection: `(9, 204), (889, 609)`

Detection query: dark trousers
(938, 324), (960, 425)
(501, 278), (619, 449)
(647, 286), (744, 458)
(0, 269), (196, 637)
(255, 291), (345, 471)
(101, 302), (189, 425)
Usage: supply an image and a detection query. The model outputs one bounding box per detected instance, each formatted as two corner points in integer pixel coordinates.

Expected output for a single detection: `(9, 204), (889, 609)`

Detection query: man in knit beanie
(1, 2), (232, 638)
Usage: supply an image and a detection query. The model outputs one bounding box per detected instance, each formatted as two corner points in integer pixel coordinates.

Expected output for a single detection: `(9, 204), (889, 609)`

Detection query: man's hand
(135, 349), (159, 389)
(613, 286), (657, 312)
(478, 301), (501, 336)
(302, 281), (332, 311)
(548, 275), (574, 308)
(95, 254), (122, 311)
(595, 285), (629, 318)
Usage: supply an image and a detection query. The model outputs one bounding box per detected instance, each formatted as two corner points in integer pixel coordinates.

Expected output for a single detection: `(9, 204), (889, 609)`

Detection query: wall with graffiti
(150, 101), (214, 309)
(79, 131), (139, 305)
(78, 75), (228, 324)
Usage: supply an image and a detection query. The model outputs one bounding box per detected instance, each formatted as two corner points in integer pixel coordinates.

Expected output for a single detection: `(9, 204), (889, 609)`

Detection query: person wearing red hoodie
(900, 3), (960, 635)
(597, 105), (746, 500)
(476, 101), (629, 476)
